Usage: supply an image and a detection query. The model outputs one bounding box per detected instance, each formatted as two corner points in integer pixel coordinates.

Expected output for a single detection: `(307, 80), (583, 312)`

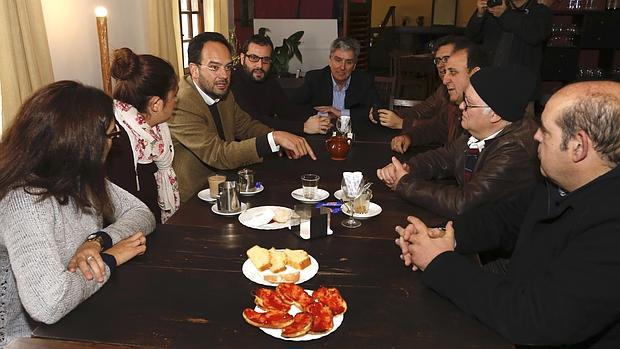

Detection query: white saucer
(334, 189), (343, 201)
(197, 189), (217, 203)
(240, 183), (264, 196)
(341, 202), (382, 219)
(211, 202), (247, 216)
(291, 188), (330, 203)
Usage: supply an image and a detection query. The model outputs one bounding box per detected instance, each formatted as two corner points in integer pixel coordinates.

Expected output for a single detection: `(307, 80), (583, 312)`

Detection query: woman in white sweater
(0, 81), (156, 346)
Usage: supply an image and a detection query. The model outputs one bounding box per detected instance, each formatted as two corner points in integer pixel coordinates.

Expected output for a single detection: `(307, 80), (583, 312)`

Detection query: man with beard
(169, 32), (316, 202)
(230, 34), (331, 135)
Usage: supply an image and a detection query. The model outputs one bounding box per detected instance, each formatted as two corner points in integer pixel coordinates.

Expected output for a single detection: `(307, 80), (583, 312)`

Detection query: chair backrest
(374, 76), (395, 108)
(392, 53), (438, 100)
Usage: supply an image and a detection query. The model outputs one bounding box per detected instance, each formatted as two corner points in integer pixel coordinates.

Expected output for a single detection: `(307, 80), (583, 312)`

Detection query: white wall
(41, 0), (149, 89)
(254, 19), (338, 75)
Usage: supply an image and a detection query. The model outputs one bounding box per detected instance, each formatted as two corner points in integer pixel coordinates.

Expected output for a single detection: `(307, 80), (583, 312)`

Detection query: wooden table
(28, 125), (511, 348)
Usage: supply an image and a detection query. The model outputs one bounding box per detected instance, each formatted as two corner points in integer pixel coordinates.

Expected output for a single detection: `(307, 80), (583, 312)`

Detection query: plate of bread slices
(242, 284), (347, 340)
(238, 206), (295, 230)
(244, 245), (318, 285)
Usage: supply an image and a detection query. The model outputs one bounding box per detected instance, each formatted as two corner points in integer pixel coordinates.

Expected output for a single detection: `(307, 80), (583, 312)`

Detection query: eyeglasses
(245, 53), (273, 64)
(463, 95), (490, 111)
(195, 63), (234, 73)
(106, 123), (121, 139)
(433, 55), (450, 65)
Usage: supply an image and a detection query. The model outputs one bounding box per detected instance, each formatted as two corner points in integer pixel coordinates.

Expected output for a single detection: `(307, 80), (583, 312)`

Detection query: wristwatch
(85, 233), (104, 251)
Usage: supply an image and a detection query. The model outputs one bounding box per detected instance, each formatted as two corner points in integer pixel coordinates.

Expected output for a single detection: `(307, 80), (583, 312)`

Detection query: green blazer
(169, 75), (273, 202)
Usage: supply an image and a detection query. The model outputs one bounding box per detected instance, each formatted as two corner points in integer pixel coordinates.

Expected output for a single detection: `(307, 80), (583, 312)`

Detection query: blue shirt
(331, 75), (351, 117)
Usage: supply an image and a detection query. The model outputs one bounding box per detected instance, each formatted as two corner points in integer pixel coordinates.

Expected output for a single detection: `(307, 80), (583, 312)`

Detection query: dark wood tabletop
(29, 121), (511, 348)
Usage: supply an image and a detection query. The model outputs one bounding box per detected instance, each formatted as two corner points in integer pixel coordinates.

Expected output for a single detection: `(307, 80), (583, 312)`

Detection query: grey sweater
(0, 181), (156, 346)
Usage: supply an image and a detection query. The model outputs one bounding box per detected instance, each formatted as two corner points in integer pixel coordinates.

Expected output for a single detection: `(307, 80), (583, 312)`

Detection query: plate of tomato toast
(242, 283), (347, 341)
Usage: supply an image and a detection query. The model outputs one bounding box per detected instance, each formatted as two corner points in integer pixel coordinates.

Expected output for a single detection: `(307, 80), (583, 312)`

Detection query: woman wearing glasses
(106, 47), (180, 223)
(0, 81), (155, 346)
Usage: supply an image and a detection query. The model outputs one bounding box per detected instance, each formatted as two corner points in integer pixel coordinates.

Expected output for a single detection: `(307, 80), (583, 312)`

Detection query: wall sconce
(95, 6), (112, 95)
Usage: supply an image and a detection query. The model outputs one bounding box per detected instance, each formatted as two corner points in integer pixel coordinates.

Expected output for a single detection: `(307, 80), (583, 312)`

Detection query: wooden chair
(389, 97), (422, 110)
(344, 1), (371, 70)
(374, 76), (395, 108)
(392, 53), (438, 101)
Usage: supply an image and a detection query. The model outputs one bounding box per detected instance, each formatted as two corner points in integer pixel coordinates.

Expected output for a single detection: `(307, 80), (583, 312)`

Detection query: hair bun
(111, 47), (141, 81)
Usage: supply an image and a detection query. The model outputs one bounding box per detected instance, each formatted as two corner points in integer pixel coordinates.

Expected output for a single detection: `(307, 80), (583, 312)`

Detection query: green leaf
(288, 31), (304, 42)
(293, 46), (303, 63)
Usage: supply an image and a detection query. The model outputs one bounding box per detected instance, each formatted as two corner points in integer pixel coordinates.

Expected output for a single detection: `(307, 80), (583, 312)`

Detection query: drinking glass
(341, 177), (363, 228)
(301, 174), (320, 199)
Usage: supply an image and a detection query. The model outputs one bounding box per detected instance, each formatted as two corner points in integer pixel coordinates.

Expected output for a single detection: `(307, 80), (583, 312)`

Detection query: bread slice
(264, 270), (300, 284)
(247, 245), (271, 271)
(281, 312), (313, 338)
(284, 249), (311, 270)
(272, 208), (291, 223)
(269, 248), (287, 273)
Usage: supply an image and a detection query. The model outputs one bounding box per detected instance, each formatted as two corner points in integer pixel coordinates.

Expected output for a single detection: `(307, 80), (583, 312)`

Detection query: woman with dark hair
(0, 80), (155, 346)
(106, 47), (180, 223)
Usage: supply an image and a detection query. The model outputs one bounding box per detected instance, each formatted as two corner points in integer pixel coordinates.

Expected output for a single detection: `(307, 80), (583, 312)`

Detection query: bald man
(396, 81), (620, 348)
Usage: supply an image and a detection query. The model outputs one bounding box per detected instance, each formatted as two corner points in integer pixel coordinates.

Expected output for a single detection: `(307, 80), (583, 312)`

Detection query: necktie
(463, 148), (480, 184)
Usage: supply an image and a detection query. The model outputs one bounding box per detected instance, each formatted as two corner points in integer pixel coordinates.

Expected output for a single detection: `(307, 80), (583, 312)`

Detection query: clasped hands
(68, 231), (147, 283)
(395, 216), (455, 271)
(377, 156), (410, 190)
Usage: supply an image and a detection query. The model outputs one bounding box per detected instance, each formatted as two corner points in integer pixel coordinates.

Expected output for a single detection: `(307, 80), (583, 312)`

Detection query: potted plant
(258, 27), (304, 77)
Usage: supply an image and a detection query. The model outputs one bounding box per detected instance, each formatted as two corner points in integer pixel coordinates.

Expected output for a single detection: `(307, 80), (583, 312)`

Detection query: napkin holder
(289, 204), (331, 240)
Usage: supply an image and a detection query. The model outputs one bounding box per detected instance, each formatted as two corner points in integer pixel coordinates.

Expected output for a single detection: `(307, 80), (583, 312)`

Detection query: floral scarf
(113, 100), (180, 222)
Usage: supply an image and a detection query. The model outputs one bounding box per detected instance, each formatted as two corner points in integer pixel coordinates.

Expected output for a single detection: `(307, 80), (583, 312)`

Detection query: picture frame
(431, 0), (458, 26)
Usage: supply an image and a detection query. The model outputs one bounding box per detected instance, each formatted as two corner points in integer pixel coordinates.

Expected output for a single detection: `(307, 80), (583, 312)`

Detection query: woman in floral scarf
(106, 48), (180, 223)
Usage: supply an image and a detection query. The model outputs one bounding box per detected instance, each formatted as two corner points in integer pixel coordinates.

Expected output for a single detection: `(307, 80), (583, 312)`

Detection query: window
(179, 0), (205, 70)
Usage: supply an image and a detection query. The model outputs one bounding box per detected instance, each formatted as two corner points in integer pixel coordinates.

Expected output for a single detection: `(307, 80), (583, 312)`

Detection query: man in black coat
(290, 37), (379, 121)
(230, 34), (331, 135)
(396, 80), (620, 348)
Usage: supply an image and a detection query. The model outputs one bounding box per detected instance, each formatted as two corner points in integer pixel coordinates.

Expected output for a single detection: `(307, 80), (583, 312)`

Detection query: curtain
(0, 0), (54, 134)
(213, 0), (231, 38)
(147, 0), (183, 77)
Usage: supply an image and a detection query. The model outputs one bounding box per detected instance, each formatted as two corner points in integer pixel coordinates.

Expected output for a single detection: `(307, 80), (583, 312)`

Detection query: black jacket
(290, 66), (379, 120)
(230, 67), (306, 135)
(466, 0), (551, 92)
(423, 166), (620, 348)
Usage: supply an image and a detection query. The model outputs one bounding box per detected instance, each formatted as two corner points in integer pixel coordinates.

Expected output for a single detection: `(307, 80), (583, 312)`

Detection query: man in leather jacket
(377, 66), (539, 218)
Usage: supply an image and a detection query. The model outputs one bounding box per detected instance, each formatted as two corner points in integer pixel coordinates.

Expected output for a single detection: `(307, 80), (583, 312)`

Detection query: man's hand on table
(273, 131), (317, 160)
(391, 135), (412, 154)
(395, 216), (453, 271)
(304, 115), (332, 134)
(314, 106), (341, 119)
(377, 157), (409, 190)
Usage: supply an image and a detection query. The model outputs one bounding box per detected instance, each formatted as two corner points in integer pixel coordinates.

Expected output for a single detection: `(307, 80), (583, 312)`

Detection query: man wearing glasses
(391, 37), (488, 154)
(230, 34), (331, 135)
(370, 36), (466, 131)
(377, 66), (539, 219)
(169, 32), (316, 202)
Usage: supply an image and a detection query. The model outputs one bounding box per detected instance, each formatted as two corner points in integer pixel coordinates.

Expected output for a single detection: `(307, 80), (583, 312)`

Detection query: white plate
(242, 255), (319, 286)
(333, 189), (343, 201)
(240, 183), (264, 196)
(255, 289), (344, 341)
(291, 188), (330, 203)
(238, 206), (298, 230)
(197, 189), (217, 203)
(341, 202), (382, 219)
(211, 202), (248, 216)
